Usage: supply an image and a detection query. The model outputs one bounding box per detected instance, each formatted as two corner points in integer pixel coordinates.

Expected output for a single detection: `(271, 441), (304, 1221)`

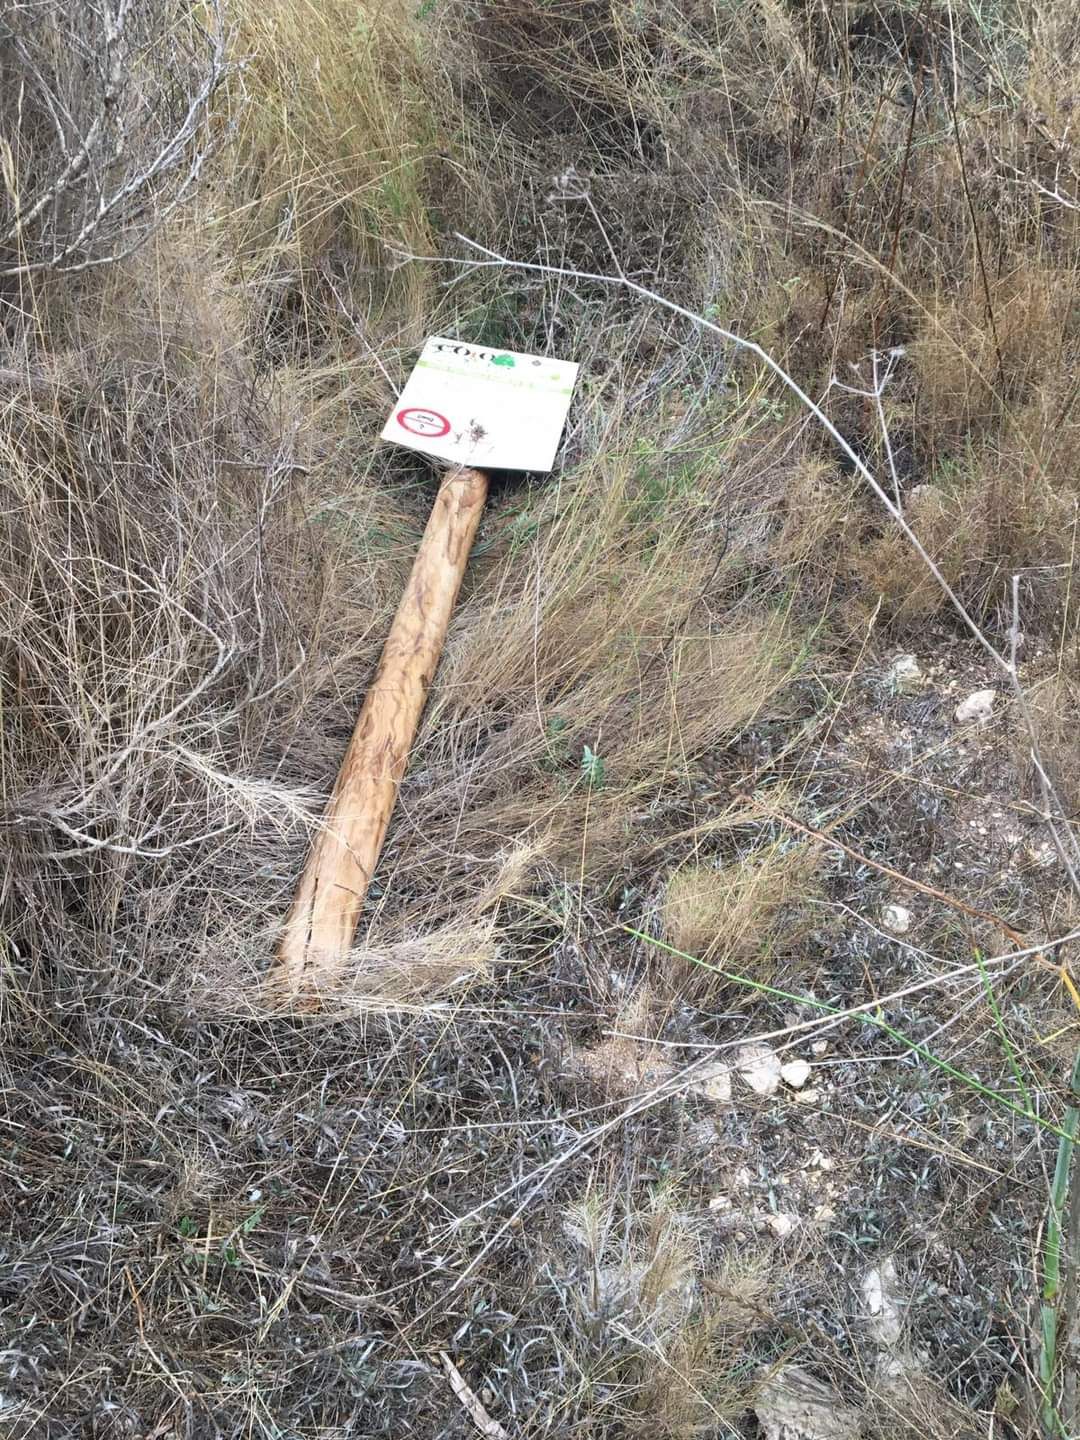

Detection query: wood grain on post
(271, 466), (489, 1004)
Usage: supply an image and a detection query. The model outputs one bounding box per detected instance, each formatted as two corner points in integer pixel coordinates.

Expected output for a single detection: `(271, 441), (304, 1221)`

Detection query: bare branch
(0, 0), (235, 279)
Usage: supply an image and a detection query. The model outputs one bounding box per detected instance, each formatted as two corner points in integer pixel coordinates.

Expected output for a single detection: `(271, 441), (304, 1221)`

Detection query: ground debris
(754, 1364), (862, 1440)
(440, 1353), (508, 1440)
(571, 1034), (673, 1096)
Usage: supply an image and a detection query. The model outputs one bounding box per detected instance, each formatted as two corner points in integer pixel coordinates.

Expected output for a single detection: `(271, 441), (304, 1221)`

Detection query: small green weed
(541, 715), (570, 769)
(581, 744), (605, 788)
(240, 1204), (266, 1235)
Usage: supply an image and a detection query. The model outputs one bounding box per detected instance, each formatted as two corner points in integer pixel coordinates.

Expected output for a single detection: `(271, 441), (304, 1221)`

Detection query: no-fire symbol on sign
(396, 407), (450, 438)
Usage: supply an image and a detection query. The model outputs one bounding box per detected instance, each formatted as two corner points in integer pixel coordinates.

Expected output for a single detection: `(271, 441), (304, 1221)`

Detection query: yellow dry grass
(663, 842), (821, 1001)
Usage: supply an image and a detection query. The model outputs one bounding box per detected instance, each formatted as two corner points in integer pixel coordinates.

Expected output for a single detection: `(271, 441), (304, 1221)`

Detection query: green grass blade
(1040, 1048), (1080, 1436)
(975, 946), (1033, 1113)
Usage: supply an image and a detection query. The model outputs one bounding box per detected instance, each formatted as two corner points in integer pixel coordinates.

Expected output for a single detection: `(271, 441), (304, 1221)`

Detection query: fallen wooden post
(270, 337), (578, 1005)
(272, 465), (488, 1002)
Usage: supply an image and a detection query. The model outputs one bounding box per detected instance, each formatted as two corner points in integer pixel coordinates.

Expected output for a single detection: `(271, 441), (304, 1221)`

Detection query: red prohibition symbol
(397, 407), (450, 438)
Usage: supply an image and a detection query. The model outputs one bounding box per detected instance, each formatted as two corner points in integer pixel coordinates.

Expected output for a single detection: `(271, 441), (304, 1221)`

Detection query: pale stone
(736, 1042), (782, 1096)
(693, 1061), (732, 1104)
(765, 1212), (798, 1239)
(863, 1259), (904, 1347)
(954, 688), (996, 724)
(881, 903), (912, 935)
(889, 654), (923, 693)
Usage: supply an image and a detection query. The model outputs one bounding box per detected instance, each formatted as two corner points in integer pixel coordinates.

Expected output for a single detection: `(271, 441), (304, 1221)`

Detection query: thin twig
(440, 1353), (509, 1440)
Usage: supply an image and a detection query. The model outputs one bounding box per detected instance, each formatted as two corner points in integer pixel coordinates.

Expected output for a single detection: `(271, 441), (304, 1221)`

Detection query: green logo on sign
(491, 354), (515, 367)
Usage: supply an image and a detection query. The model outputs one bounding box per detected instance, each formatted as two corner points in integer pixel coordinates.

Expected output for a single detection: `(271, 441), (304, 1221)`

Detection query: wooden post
(270, 466), (489, 1003)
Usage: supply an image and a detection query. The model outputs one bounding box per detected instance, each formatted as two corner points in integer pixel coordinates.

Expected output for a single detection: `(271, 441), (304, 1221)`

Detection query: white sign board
(381, 336), (578, 472)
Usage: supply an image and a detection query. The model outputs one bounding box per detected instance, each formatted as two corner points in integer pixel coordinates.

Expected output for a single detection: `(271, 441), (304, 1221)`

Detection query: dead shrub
(0, 239), (413, 992)
(769, 458), (859, 597)
(553, 1179), (759, 1437)
(852, 449), (1076, 628)
(911, 265), (1079, 443)
(0, 1), (231, 281)
(1021, 674), (1080, 820)
(852, 481), (980, 624)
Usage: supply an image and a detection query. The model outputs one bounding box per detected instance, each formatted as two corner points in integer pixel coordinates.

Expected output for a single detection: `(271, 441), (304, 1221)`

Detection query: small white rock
(811, 1039), (829, 1057)
(765, 1212), (798, 1239)
(863, 1259), (904, 1347)
(863, 1264), (887, 1313)
(736, 1042), (782, 1096)
(780, 1058), (812, 1089)
(708, 1194), (732, 1211)
(888, 653), (923, 693)
(881, 903), (912, 935)
(694, 1061), (732, 1104)
(954, 688), (996, 724)
(794, 1087), (820, 1103)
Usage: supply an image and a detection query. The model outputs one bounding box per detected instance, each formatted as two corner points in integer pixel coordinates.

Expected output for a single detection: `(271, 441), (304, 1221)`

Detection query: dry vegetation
(4, 0), (1080, 1436)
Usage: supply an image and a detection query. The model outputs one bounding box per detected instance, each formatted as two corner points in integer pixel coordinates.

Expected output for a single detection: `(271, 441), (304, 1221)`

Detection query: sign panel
(381, 337), (578, 472)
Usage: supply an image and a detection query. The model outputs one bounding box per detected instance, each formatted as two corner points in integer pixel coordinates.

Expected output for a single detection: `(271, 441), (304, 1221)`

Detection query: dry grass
(552, 1179), (761, 1437)
(224, 0), (437, 323)
(663, 842), (821, 1000)
(4, 0), (1080, 1435)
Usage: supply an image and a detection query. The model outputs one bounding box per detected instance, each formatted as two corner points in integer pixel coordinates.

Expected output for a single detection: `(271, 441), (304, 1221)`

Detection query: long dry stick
(440, 1352), (509, 1440)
